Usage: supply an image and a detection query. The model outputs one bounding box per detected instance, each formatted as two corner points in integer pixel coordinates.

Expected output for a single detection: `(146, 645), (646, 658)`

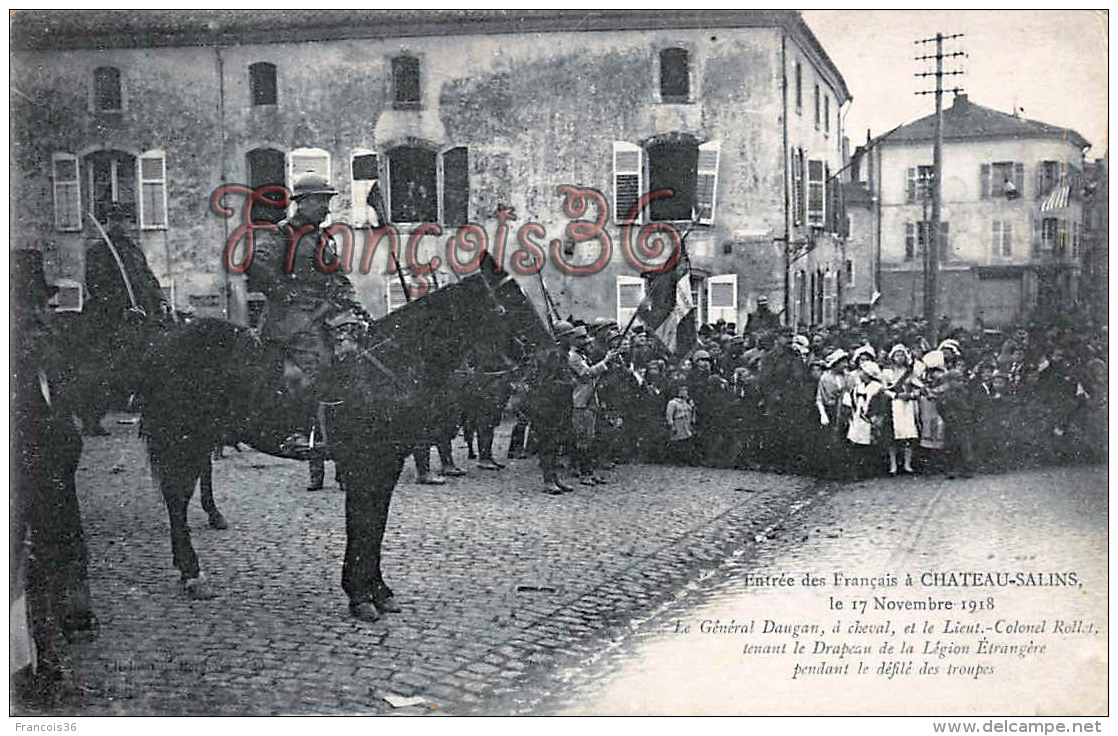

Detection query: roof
(881, 93), (1089, 150)
(9, 9), (850, 100)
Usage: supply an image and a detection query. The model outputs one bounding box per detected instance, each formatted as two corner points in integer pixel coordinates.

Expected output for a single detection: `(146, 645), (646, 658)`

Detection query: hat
(852, 344), (876, 363)
(552, 320), (576, 338)
(824, 349), (849, 368)
(860, 361), (882, 381)
(692, 349), (712, 361)
(938, 338), (961, 355)
(590, 316), (617, 332)
(792, 335), (810, 350)
(888, 343), (912, 361)
(757, 295), (769, 305)
(291, 171), (338, 199)
(922, 350), (946, 370)
(568, 324), (589, 339)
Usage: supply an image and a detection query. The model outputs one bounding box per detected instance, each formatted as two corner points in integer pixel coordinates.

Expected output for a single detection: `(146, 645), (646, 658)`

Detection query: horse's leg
(158, 463), (215, 599)
(198, 454), (228, 530)
(341, 446), (403, 621)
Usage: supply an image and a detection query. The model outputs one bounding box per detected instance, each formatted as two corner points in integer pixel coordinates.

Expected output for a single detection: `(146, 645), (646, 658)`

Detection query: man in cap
(526, 320), (578, 494)
(746, 295), (780, 333)
(247, 171), (369, 455)
(567, 322), (619, 485)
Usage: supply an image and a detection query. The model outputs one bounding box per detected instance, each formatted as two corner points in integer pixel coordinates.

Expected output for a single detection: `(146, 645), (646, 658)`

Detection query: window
(613, 141), (643, 223)
(647, 140), (698, 222)
(981, 161), (1024, 199)
(93, 66), (122, 112)
(824, 95), (830, 134)
(991, 220), (1013, 257)
(441, 146), (469, 227)
(138, 150), (168, 230)
(822, 270), (837, 324)
(288, 147), (331, 187)
(792, 148), (805, 226)
(794, 62), (802, 114)
(694, 141), (720, 225)
(52, 153), (82, 232)
(1072, 221), (1082, 259)
(659, 48), (690, 102)
(846, 215), (853, 239)
(350, 151), (380, 225)
(84, 150), (136, 225)
(813, 84), (820, 129)
(807, 159), (825, 227)
(1036, 160), (1059, 198)
(1041, 217), (1060, 253)
(906, 165), (934, 203)
(616, 275), (645, 327)
(392, 56), (421, 108)
(706, 274), (737, 325)
(387, 145), (437, 223)
(246, 148), (286, 224)
(845, 259), (855, 287)
(250, 62), (277, 106)
(905, 221), (950, 260)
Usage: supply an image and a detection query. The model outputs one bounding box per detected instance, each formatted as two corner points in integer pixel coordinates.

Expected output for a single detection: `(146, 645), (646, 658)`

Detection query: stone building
(864, 93), (1091, 328)
(11, 10), (849, 329)
(1082, 154), (1108, 326)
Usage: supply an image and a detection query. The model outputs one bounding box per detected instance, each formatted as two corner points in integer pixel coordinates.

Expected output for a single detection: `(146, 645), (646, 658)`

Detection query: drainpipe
(781, 34), (791, 324)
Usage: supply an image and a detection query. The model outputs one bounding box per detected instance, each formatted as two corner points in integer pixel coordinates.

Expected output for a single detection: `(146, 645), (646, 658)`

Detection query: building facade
(11, 10), (849, 329)
(866, 93), (1090, 329)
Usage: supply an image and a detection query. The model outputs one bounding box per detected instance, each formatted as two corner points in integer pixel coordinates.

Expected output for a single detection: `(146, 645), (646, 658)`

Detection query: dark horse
(137, 255), (551, 618)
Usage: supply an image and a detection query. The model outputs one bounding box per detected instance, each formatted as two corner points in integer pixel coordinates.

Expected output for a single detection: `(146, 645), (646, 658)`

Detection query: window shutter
(138, 150), (168, 230)
(52, 153), (82, 232)
(1031, 217), (1041, 256)
(616, 275), (645, 327)
(441, 146), (469, 227)
(613, 141), (642, 224)
(905, 221), (915, 260)
(1014, 163), (1025, 195)
(792, 149), (804, 226)
(288, 148), (331, 187)
(938, 221), (950, 261)
(705, 274), (737, 325)
(350, 151), (379, 225)
(980, 164), (991, 200)
(386, 275), (412, 313)
(1057, 218), (1067, 255)
(807, 159), (825, 227)
(906, 168), (916, 203)
(1004, 221), (1012, 256)
(695, 140), (720, 225)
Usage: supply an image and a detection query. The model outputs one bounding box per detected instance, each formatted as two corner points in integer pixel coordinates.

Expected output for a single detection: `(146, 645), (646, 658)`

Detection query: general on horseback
(244, 171), (370, 457)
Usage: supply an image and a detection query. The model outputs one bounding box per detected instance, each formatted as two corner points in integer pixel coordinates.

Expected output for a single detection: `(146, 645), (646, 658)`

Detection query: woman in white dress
(881, 344), (920, 475)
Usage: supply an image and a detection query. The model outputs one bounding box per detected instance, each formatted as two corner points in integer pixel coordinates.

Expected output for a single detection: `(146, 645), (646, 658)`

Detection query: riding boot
(308, 457), (325, 491)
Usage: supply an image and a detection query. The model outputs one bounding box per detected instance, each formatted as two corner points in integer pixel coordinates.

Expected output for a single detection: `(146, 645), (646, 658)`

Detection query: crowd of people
(505, 312), (1108, 493)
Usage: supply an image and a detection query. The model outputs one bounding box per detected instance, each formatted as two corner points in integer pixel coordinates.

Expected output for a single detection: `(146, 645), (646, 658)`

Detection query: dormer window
(93, 66), (122, 112)
(392, 56), (421, 109)
(659, 48), (690, 102)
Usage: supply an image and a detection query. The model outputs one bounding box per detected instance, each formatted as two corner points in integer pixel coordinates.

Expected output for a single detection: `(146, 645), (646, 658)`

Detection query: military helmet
(692, 349), (712, 361)
(552, 320), (576, 338)
(291, 171), (338, 200)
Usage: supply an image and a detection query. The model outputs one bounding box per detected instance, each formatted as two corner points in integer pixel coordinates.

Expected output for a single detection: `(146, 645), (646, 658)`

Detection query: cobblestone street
(41, 414), (826, 715)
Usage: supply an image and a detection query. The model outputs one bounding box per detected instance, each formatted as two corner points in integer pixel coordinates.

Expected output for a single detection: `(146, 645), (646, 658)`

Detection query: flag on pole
(1040, 172), (1070, 212)
(637, 250), (696, 355)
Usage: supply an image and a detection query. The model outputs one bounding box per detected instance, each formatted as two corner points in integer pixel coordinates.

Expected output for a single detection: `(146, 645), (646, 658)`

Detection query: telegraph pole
(916, 32), (964, 345)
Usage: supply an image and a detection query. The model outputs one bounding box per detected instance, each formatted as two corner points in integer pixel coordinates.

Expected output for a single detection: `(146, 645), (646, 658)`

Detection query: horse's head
(471, 251), (554, 366)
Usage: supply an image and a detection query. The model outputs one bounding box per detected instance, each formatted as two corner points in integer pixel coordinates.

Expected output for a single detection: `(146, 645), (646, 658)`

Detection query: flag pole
(618, 209), (703, 343)
(536, 269), (558, 331)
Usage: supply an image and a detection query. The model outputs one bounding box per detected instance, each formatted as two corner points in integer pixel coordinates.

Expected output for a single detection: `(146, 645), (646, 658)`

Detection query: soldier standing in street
(246, 171), (369, 455)
(528, 321), (578, 495)
(567, 323), (618, 486)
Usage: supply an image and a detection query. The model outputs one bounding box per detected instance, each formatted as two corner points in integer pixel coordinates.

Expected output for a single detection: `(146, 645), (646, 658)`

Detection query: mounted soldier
(246, 171), (370, 455)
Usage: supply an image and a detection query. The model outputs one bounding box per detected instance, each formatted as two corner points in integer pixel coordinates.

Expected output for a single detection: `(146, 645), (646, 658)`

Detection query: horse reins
(87, 212), (147, 319)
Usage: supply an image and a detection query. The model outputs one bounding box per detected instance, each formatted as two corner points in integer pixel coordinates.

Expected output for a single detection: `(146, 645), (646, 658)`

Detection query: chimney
(953, 92), (968, 108)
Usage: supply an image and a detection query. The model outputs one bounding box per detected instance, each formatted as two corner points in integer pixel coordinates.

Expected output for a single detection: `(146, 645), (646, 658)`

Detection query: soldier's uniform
(245, 172), (367, 453)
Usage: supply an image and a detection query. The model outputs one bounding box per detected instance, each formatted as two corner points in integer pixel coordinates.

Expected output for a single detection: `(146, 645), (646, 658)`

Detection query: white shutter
(791, 149), (804, 226)
(705, 273), (737, 325)
(138, 150), (168, 230)
(288, 147), (331, 187)
(52, 153), (82, 232)
(822, 271), (837, 325)
(616, 274), (645, 327)
(613, 141), (642, 224)
(807, 159), (825, 227)
(991, 220), (1001, 257)
(350, 150), (379, 225)
(695, 140), (721, 225)
(386, 275), (411, 313)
